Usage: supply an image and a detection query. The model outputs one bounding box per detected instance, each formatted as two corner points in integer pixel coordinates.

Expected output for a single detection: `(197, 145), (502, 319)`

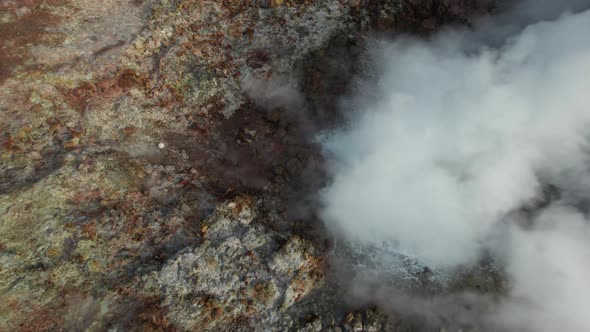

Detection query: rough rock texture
(157, 197), (324, 330)
(0, 0), (494, 330)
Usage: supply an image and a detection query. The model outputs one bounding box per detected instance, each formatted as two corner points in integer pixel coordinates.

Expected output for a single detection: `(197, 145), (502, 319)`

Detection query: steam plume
(320, 1), (590, 330)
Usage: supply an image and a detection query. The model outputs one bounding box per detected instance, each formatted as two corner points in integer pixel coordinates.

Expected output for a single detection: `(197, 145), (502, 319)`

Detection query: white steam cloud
(320, 1), (590, 330)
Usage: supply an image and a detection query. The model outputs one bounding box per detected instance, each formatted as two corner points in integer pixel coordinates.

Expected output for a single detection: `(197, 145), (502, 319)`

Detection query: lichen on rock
(157, 196), (325, 330)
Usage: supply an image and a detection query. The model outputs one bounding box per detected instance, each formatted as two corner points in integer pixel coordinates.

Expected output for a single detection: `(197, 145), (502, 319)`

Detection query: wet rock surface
(0, 0), (494, 330)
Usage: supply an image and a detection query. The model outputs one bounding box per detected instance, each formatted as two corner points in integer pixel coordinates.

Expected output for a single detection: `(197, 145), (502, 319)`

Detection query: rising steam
(320, 1), (590, 330)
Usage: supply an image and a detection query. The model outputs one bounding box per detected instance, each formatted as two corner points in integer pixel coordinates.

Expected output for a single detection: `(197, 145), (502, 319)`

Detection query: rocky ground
(1, 1), (498, 330)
